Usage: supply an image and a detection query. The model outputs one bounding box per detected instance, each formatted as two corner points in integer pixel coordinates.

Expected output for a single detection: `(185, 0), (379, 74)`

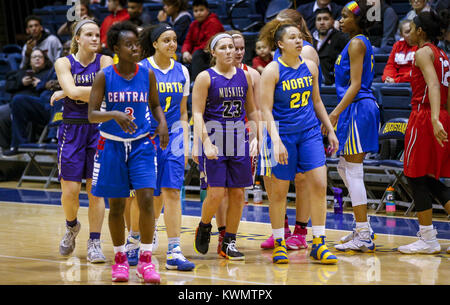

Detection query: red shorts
(403, 107), (450, 178)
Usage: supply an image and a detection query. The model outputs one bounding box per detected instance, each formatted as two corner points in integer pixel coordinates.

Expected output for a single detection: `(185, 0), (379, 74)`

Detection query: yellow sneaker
(272, 238), (289, 264)
(310, 236), (338, 265)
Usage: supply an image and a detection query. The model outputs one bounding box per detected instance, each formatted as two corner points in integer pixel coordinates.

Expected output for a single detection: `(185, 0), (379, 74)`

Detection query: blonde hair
(259, 18), (295, 50)
(206, 32), (234, 66)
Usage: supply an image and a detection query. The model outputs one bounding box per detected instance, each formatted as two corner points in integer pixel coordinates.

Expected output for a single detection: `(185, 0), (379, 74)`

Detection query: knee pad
(337, 156), (349, 189)
(426, 177), (450, 207)
(406, 176), (433, 212)
(344, 161), (367, 207)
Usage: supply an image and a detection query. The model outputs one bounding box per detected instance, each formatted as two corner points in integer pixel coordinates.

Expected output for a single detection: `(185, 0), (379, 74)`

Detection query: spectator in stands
(382, 20), (417, 83)
(157, 0), (192, 58)
(366, 0), (398, 54)
(128, 0), (152, 28)
(1, 49), (53, 156)
(252, 39), (272, 74)
(405, 0), (432, 20)
(20, 15), (62, 69)
(57, 0), (99, 38)
(312, 8), (349, 85)
(181, 0), (224, 81)
(100, 0), (130, 48)
(297, 0), (342, 32)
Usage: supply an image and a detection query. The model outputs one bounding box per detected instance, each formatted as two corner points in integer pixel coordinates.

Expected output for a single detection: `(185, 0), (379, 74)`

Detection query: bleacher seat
(0, 57), (12, 81)
(17, 111), (62, 189)
(1, 44), (21, 55)
(228, 0), (263, 32)
(7, 53), (22, 71)
(374, 53), (389, 79)
(319, 85), (338, 113)
(390, 1), (411, 20)
(265, 0), (292, 21)
(377, 84), (411, 124)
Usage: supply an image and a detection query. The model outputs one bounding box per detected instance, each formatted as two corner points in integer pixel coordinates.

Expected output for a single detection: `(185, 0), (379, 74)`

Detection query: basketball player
(88, 21), (169, 283)
(192, 32), (259, 260)
(51, 19), (113, 263)
(258, 9), (321, 251)
(136, 23), (195, 270)
(260, 23), (338, 264)
(331, 1), (380, 253)
(211, 30), (262, 255)
(397, 11), (450, 254)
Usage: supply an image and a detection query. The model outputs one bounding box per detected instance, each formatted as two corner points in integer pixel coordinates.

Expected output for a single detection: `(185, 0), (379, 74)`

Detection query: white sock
(272, 228), (285, 240)
(419, 225), (434, 232)
(312, 226), (325, 237)
(113, 245), (126, 254)
(355, 222), (369, 229)
(140, 243), (153, 253)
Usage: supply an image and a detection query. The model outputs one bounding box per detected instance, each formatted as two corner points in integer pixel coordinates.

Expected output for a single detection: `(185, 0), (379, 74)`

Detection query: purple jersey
(204, 67), (248, 129)
(204, 67), (249, 157)
(62, 53), (102, 119)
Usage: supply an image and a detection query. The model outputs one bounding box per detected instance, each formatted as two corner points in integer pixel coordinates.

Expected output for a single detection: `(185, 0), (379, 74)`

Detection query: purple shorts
(199, 154), (252, 188)
(57, 123), (99, 182)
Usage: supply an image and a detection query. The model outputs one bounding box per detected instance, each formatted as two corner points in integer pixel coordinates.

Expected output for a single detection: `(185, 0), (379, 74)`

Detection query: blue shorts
(91, 135), (157, 198)
(153, 132), (185, 196)
(270, 125), (326, 181)
(258, 127), (276, 177)
(336, 98), (380, 156)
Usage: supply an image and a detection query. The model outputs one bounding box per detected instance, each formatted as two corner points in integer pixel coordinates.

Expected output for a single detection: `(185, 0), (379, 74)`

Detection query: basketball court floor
(0, 182), (449, 285)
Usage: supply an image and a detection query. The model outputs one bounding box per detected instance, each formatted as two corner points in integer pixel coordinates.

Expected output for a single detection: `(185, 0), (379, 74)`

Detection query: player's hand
(273, 138), (288, 165)
(153, 121), (169, 150)
(114, 111), (137, 134)
(50, 90), (67, 106)
(431, 118), (448, 147)
(327, 131), (339, 155)
(204, 140), (218, 160)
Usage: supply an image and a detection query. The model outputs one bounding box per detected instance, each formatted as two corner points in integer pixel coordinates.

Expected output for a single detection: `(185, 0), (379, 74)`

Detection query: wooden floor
(0, 182), (449, 286)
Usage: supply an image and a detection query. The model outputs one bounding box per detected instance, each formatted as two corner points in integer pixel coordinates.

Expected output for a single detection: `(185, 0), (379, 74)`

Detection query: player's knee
(344, 161), (367, 206)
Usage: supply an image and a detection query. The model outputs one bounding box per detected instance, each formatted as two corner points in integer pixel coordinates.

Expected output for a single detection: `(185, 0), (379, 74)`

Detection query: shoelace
(227, 240), (239, 253)
(62, 229), (77, 246)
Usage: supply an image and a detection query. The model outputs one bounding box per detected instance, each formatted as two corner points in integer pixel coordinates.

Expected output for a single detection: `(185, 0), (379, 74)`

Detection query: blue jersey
(99, 64), (152, 140)
(334, 34), (375, 102)
(273, 57), (319, 134)
(139, 57), (188, 134)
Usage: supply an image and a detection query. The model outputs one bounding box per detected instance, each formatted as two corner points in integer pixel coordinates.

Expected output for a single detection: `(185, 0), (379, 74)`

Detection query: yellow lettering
(282, 81), (290, 91)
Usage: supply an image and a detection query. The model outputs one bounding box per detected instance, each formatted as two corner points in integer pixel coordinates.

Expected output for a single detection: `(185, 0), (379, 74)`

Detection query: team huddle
(53, 0), (450, 284)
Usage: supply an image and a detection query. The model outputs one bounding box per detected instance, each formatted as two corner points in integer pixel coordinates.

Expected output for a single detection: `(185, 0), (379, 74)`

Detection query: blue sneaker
(310, 236), (338, 265)
(166, 246), (195, 271)
(125, 235), (140, 266)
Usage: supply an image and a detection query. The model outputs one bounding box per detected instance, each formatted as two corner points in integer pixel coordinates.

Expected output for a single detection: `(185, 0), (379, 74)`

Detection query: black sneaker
(194, 223), (212, 255)
(2, 147), (20, 156)
(220, 236), (245, 260)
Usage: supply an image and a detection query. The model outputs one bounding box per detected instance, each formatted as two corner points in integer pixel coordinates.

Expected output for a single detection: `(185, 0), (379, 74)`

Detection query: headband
(210, 33), (233, 50)
(345, 1), (361, 16)
(73, 19), (97, 36)
(151, 23), (174, 42)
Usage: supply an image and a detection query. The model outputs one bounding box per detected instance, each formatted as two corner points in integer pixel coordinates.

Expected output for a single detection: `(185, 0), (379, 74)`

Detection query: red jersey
(404, 43), (450, 178)
(381, 39), (417, 83)
(410, 43), (449, 110)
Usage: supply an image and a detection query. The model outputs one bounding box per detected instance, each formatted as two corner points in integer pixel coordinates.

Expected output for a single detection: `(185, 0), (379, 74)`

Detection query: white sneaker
(87, 239), (106, 263)
(340, 217), (376, 244)
(335, 227), (376, 252)
(398, 229), (441, 254)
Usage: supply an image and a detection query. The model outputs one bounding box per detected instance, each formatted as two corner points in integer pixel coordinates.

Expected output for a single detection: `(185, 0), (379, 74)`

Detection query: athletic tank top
(204, 67), (248, 133)
(411, 43), (449, 111)
(63, 53), (102, 119)
(334, 34), (375, 102)
(273, 56), (319, 134)
(139, 57), (187, 133)
(99, 64), (152, 140)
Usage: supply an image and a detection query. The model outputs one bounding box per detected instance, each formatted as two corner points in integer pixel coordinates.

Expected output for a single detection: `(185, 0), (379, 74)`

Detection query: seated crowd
(0, 0), (449, 156)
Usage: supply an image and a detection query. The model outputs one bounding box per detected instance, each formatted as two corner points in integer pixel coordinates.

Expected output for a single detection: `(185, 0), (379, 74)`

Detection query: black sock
(296, 221), (308, 229)
(66, 218), (78, 227)
(218, 226), (226, 233)
(199, 221), (212, 228)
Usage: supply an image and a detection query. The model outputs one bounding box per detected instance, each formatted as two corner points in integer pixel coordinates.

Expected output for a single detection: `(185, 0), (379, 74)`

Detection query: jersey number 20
(290, 91), (310, 108)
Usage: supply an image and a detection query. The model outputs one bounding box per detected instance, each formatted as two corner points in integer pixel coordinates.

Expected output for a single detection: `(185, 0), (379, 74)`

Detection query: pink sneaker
(286, 228), (308, 250)
(261, 229), (292, 249)
(136, 251), (160, 284)
(111, 252), (129, 282)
